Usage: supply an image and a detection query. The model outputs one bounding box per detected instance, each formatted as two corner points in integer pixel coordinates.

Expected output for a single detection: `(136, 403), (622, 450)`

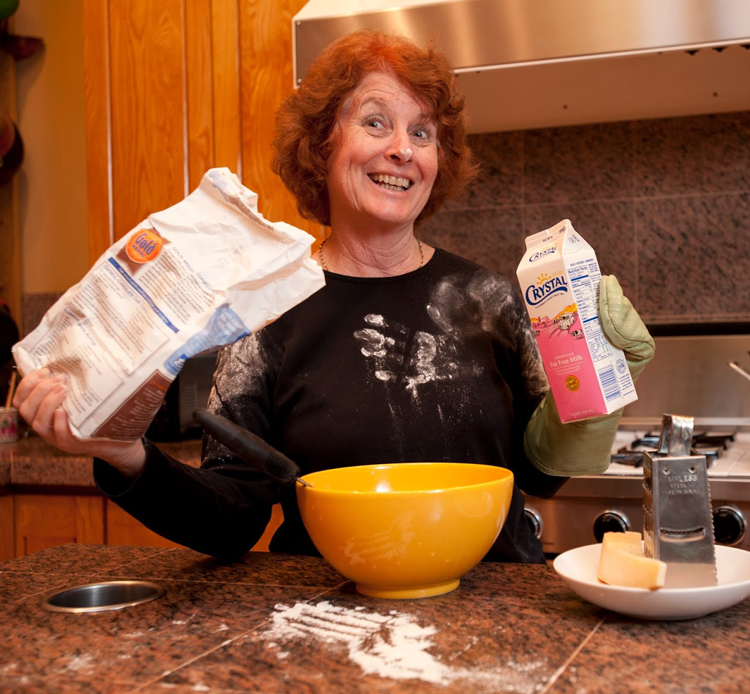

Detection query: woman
(13, 31), (654, 562)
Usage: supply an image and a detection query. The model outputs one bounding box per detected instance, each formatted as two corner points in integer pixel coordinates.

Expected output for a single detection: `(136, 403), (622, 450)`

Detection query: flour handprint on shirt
(352, 274), (546, 400)
(354, 313), (463, 395)
(353, 276), (492, 397)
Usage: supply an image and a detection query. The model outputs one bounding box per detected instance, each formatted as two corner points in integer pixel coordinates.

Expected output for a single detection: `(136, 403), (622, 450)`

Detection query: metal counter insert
(42, 580), (165, 614)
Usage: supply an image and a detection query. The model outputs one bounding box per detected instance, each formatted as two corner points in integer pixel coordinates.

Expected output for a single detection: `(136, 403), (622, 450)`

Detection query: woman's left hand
(522, 275), (654, 479)
(598, 275), (655, 382)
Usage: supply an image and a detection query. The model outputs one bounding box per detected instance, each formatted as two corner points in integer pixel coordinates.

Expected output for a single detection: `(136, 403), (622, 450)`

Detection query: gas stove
(607, 429), (750, 476)
(523, 330), (750, 556)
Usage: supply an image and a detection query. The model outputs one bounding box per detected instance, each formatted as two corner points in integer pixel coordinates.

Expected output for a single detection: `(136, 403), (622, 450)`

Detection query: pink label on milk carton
(517, 219), (637, 423)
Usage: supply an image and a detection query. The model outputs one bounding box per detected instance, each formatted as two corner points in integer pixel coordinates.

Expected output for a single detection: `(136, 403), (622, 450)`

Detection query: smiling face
(325, 70), (439, 234)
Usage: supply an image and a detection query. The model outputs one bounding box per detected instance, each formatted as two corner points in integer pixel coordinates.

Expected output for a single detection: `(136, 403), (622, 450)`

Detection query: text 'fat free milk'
(517, 219), (637, 423)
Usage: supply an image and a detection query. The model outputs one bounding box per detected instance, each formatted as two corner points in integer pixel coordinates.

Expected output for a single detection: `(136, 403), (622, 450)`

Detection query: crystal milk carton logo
(516, 219), (637, 423)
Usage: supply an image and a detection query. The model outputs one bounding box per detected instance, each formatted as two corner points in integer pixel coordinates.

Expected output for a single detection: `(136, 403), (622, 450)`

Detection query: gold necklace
(318, 237), (424, 272)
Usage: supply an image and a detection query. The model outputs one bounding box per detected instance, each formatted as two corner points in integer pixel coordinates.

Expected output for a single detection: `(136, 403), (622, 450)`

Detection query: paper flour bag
(516, 219), (637, 423)
(13, 168), (325, 441)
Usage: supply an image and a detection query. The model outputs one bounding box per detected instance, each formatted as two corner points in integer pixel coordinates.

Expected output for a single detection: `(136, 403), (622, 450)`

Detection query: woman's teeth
(369, 174), (410, 191)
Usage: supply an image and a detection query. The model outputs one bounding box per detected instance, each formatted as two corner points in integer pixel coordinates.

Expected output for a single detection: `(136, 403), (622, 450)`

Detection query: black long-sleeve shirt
(96, 248), (563, 562)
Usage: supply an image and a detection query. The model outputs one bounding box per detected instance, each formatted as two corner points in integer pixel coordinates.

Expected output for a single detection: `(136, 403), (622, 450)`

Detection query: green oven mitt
(523, 275), (655, 477)
(598, 275), (655, 383)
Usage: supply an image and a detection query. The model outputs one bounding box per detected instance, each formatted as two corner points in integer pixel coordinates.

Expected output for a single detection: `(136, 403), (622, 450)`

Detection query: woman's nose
(398, 147), (413, 162)
(387, 133), (413, 163)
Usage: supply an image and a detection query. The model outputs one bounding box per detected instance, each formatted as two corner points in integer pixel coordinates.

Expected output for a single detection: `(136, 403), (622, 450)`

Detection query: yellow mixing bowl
(296, 462), (514, 599)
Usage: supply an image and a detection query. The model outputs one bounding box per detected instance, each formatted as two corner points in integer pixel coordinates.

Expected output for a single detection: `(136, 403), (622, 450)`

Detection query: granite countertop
(1, 544), (749, 693)
(0, 436), (202, 489)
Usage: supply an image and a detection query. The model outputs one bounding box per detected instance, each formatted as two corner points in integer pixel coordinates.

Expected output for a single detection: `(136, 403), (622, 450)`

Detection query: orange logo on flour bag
(126, 228), (163, 263)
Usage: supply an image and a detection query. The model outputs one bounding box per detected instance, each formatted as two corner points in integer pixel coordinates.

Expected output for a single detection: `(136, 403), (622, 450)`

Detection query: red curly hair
(272, 30), (478, 228)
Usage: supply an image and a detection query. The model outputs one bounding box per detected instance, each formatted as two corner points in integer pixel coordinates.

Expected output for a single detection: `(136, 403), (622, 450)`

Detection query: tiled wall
(21, 292), (61, 338)
(20, 111), (750, 336)
(421, 110), (750, 325)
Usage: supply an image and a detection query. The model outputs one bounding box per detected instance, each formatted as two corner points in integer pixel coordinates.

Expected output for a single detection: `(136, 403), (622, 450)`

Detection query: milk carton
(516, 219), (637, 423)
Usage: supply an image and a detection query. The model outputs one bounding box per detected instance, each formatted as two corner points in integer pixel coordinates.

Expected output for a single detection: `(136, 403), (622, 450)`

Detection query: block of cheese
(597, 531), (667, 589)
(602, 530), (642, 553)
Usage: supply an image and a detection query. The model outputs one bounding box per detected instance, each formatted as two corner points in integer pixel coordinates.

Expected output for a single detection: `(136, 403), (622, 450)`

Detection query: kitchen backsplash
(21, 111), (750, 335)
(21, 292), (61, 338)
(421, 110), (750, 325)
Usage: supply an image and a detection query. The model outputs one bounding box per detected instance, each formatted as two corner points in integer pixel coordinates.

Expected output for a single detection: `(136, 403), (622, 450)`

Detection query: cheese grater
(642, 414), (718, 588)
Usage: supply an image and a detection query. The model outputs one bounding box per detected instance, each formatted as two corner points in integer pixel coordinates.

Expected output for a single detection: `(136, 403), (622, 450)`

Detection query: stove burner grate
(613, 431), (737, 468)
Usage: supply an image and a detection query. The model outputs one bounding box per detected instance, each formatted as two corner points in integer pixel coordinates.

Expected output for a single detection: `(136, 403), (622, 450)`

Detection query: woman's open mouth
(368, 174), (412, 192)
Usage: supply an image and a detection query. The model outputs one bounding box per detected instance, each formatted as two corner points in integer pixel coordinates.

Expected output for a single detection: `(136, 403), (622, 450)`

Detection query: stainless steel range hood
(293, 0), (750, 133)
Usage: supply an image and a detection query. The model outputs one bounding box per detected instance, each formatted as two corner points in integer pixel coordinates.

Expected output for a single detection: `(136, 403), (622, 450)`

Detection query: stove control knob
(713, 505), (746, 546)
(593, 510), (631, 543)
(524, 507), (543, 539)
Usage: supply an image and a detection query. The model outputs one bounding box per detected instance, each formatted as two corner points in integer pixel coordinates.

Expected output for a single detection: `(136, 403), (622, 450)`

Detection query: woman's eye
(411, 127), (434, 143)
(364, 117), (385, 130)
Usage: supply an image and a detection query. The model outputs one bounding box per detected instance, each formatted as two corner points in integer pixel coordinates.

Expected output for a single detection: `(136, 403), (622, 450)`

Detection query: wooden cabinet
(0, 48), (21, 321)
(0, 0), (308, 562)
(14, 493), (104, 557)
(83, 0), (322, 264)
(0, 494), (13, 561)
(105, 499), (283, 552)
(247, 503), (284, 552)
(81, 0), (311, 546)
(105, 500), (182, 548)
(3, 491), (283, 558)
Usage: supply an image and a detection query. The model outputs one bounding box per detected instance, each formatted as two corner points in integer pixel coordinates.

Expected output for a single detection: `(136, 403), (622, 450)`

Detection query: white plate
(553, 544), (750, 620)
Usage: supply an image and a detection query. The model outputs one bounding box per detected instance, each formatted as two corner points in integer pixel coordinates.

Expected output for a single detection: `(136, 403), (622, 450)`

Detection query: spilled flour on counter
(260, 600), (547, 692)
(63, 653), (97, 674)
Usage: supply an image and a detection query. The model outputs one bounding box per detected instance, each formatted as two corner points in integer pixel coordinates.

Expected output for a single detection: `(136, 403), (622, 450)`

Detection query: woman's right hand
(13, 368), (147, 478)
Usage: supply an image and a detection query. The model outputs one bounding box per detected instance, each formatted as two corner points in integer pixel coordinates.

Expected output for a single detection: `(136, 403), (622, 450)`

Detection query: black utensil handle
(192, 408), (300, 485)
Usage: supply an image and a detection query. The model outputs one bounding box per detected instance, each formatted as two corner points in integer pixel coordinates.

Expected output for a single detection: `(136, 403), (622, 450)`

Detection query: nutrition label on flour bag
(13, 168), (325, 441)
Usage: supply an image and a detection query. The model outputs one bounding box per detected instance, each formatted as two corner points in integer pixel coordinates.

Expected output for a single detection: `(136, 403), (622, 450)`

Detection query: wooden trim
(250, 503), (283, 552)
(184, 0), (215, 191)
(238, 0), (323, 239)
(77, 495), (105, 544)
(0, 48), (22, 322)
(108, 0), (187, 240)
(0, 494), (14, 561)
(211, 0), (242, 176)
(105, 498), (181, 548)
(14, 493), (104, 557)
(11, 485), (101, 496)
(83, 0), (113, 266)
